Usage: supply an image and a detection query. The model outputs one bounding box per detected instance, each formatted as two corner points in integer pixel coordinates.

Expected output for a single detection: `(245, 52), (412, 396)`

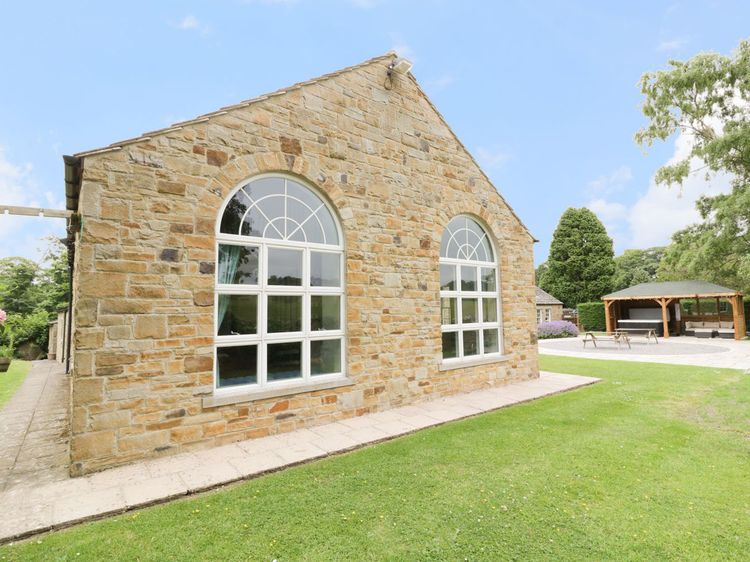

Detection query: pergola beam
(0, 205), (73, 219)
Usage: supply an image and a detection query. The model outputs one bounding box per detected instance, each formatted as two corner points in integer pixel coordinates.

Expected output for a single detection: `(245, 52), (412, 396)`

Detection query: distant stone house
(63, 52), (538, 475)
(535, 287), (563, 324)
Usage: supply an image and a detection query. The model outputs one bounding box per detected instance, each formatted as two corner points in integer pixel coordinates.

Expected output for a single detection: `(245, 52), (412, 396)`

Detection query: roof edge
(71, 51), (396, 159)
(406, 74), (537, 243)
(601, 280), (743, 300)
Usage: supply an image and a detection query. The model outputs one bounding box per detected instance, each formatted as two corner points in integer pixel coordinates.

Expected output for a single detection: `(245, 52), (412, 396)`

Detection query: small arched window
(439, 216), (502, 361)
(215, 175), (345, 392)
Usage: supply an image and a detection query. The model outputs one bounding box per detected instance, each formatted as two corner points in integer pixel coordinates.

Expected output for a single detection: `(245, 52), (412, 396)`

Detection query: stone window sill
(439, 354), (511, 371)
(202, 377), (355, 408)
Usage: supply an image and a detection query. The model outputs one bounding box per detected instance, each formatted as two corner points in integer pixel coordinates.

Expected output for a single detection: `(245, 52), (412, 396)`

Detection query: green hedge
(578, 302), (606, 331)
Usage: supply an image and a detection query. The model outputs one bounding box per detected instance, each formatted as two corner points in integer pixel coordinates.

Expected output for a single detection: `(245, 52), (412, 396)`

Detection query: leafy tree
(0, 257), (40, 315)
(539, 208), (615, 307)
(36, 238), (70, 314)
(534, 262), (548, 285)
(636, 38), (750, 293)
(612, 247), (665, 291)
(657, 189), (750, 293)
(0, 238), (70, 354)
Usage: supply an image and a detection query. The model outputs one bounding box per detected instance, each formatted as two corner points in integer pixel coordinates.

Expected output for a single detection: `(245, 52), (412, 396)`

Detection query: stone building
(63, 52), (538, 475)
(535, 287), (563, 324)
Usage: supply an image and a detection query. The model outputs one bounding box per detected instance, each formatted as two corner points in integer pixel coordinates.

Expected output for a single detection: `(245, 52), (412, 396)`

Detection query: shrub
(578, 302), (606, 331)
(537, 320), (579, 339)
(6, 310), (50, 356)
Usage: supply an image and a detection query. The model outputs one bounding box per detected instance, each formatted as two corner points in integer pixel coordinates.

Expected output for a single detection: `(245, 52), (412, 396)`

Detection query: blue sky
(1, 0), (748, 265)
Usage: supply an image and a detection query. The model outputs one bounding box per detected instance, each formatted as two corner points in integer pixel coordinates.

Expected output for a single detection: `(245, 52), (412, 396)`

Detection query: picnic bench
(613, 327), (659, 344)
(583, 331), (631, 349)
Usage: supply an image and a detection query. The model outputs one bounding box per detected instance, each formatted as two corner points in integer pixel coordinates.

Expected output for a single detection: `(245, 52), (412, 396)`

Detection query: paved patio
(539, 335), (750, 370)
(0, 370), (598, 543)
(0, 361), (69, 493)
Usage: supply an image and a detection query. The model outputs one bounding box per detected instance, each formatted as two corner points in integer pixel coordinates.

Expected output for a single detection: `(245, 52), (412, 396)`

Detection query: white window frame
(439, 216), (503, 364)
(214, 174), (346, 396)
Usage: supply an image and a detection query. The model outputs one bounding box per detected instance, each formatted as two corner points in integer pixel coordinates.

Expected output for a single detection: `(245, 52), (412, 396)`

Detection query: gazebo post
(656, 298), (671, 339)
(732, 295), (746, 340)
(604, 300), (613, 333)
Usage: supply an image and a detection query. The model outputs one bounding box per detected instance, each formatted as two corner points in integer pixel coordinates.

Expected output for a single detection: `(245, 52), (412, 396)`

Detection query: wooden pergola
(602, 281), (746, 340)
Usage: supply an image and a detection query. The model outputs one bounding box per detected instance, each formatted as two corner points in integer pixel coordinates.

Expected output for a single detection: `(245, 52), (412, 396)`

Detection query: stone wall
(69, 56), (538, 475)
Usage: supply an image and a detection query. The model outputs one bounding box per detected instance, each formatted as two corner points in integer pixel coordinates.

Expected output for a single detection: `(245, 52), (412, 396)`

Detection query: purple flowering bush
(537, 320), (579, 339)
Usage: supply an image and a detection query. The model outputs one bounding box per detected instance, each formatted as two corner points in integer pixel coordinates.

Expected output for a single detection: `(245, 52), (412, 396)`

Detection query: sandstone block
(72, 430), (115, 459)
(135, 315), (168, 339)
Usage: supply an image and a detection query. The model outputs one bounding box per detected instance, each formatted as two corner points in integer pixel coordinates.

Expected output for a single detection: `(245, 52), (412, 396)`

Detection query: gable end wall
(69, 59), (538, 475)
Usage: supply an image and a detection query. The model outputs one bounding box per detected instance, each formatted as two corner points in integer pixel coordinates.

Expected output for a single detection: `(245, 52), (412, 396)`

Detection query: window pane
(267, 341), (302, 382)
(483, 329), (499, 354)
(462, 298), (478, 323)
(311, 295), (340, 331)
(267, 247), (302, 286)
(244, 177), (285, 203)
(482, 298), (497, 323)
(441, 298), (457, 325)
(220, 191), (251, 235)
(442, 332), (458, 359)
(218, 244), (258, 285)
(217, 295), (257, 335)
(267, 295), (302, 333)
(481, 268), (496, 291)
(311, 339), (342, 376)
(463, 330), (479, 356)
(217, 345), (257, 387)
(440, 264), (456, 291)
(461, 266), (477, 291)
(311, 252), (341, 287)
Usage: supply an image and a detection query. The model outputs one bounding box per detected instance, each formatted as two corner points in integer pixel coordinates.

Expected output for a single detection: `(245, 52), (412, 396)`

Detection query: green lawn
(3, 356), (750, 561)
(0, 360), (30, 409)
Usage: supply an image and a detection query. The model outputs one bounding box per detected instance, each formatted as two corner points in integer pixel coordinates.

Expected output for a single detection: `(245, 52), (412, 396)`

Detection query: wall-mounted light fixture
(385, 56), (414, 90)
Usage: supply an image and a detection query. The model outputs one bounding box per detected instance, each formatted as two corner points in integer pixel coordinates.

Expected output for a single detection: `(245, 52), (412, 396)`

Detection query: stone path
(539, 335), (750, 370)
(0, 371), (598, 543)
(0, 361), (69, 493)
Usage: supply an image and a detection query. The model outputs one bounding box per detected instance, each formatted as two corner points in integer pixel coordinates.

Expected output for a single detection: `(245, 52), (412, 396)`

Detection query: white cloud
(587, 165), (632, 195)
(241, 0), (301, 5)
(424, 74), (455, 92)
(475, 146), (512, 169)
(628, 163), (730, 248)
(170, 15), (212, 35)
(389, 33), (416, 62)
(0, 147), (67, 261)
(585, 132), (731, 253)
(587, 198), (628, 223)
(176, 15), (200, 29)
(657, 38), (686, 52)
(586, 198), (629, 250)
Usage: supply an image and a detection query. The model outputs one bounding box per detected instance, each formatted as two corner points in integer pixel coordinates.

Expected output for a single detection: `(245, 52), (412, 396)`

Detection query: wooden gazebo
(602, 281), (746, 340)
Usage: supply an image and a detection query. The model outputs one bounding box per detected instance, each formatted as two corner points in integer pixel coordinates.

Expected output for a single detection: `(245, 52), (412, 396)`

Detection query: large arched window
(215, 175), (344, 392)
(439, 216), (502, 361)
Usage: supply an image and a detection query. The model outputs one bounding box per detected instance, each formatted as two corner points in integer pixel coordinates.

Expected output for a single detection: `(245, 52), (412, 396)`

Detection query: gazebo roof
(603, 280), (742, 301)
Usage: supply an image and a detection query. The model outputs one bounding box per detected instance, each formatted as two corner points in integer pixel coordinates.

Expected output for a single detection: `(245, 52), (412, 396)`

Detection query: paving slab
(539, 335), (750, 370)
(0, 361), (69, 493)
(0, 371), (599, 544)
